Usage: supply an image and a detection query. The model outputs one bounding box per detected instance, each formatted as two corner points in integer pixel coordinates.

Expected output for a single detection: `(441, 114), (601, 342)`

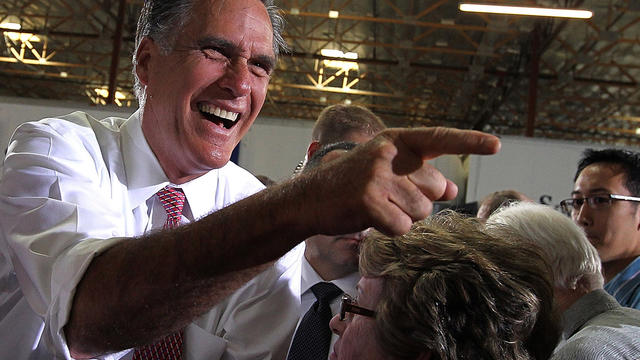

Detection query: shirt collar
(180, 168), (225, 220)
(299, 255), (359, 298)
(121, 110), (169, 210)
(120, 110), (235, 219)
(605, 256), (640, 288)
(561, 288), (620, 339)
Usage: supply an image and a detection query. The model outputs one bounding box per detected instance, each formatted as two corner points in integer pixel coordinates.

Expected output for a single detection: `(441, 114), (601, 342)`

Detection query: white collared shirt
(0, 110), (264, 359)
(294, 256), (360, 358)
(192, 243), (359, 360)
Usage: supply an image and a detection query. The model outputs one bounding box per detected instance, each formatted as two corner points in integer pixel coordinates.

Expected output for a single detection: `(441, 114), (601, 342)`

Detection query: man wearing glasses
(561, 148), (640, 309)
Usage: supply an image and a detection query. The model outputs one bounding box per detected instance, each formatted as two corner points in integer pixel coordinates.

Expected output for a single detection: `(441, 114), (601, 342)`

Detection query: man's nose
(329, 313), (344, 335)
(573, 203), (593, 227)
(219, 60), (251, 97)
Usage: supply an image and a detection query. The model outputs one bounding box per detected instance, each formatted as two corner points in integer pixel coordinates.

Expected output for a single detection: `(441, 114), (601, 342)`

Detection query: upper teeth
(198, 104), (239, 122)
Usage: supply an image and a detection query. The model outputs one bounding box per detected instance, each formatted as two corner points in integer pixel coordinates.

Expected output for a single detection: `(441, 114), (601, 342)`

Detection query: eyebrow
(196, 36), (233, 51)
(571, 188), (611, 196)
(196, 36), (276, 72)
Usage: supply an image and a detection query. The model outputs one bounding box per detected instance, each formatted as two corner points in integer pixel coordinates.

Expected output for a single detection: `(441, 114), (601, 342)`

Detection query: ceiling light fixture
(0, 22), (21, 30)
(328, 10), (339, 19)
(459, 3), (593, 19)
(320, 49), (359, 71)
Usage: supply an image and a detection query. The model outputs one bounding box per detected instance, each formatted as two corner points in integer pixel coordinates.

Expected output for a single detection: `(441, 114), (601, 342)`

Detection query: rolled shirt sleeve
(0, 114), (134, 359)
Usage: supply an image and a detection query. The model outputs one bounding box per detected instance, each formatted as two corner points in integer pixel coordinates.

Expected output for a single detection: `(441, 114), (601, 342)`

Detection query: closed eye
(250, 54), (275, 77)
(250, 60), (272, 77)
(202, 46), (228, 60)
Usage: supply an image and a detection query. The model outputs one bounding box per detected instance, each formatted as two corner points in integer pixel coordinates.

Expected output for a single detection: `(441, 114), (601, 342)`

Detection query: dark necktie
(132, 186), (186, 360)
(287, 282), (343, 360)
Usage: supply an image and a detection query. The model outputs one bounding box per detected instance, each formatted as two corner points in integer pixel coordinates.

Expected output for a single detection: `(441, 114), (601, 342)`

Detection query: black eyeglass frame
(560, 194), (640, 214)
(339, 294), (376, 321)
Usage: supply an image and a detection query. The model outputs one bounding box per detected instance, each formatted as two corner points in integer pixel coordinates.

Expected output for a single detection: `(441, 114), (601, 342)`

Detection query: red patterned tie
(132, 186), (186, 360)
(156, 186), (186, 230)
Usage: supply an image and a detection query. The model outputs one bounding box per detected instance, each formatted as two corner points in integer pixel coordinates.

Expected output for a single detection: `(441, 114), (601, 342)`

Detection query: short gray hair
(132, 0), (288, 101)
(486, 202), (604, 291)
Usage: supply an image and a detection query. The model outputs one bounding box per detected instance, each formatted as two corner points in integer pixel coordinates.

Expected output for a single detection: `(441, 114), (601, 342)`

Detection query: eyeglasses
(339, 294), (376, 321)
(560, 194), (640, 214)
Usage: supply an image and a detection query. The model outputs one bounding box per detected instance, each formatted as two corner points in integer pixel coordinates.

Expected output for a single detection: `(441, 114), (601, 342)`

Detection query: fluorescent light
(459, 3), (593, 19)
(320, 49), (359, 71)
(328, 10), (339, 18)
(320, 49), (358, 60)
(636, 128), (640, 136)
(6, 32), (40, 42)
(0, 22), (21, 30)
(321, 49), (343, 58)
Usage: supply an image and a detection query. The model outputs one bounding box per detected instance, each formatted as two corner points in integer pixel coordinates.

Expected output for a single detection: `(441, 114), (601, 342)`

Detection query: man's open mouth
(197, 103), (240, 129)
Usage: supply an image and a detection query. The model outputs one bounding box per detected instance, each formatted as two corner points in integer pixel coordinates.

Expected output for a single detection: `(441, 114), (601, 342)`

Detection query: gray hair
(486, 202), (604, 291)
(132, 0), (288, 101)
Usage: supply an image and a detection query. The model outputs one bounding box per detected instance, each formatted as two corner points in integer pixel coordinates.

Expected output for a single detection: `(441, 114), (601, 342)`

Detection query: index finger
(396, 127), (501, 160)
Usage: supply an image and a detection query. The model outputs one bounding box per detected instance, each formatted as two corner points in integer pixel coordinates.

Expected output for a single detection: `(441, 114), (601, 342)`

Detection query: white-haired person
(487, 202), (640, 359)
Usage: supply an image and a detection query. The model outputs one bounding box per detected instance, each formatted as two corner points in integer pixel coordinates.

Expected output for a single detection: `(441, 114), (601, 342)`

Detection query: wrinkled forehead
(186, 0), (274, 49)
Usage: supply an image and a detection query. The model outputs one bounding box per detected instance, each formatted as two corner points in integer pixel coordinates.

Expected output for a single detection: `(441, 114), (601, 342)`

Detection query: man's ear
(306, 141), (320, 160)
(135, 37), (156, 87)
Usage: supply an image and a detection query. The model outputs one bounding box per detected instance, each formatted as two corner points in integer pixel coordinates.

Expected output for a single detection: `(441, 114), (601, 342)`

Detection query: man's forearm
(66, 177), (311, 357)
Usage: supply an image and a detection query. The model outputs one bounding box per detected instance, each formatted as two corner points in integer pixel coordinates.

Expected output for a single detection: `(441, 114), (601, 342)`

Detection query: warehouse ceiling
(1, 0), (639, 145)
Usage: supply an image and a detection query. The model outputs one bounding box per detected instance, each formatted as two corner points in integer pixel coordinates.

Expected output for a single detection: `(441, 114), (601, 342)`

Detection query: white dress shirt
(293, 255), (360, 359)
(193, 243), (359, 360)
(0, 111), (264, 359)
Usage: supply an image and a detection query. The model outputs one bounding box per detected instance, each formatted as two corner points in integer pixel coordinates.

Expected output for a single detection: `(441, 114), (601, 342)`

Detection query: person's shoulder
(564, 309), (640, 358)
(609, 260), (640, 309)
(15, 111), (127, 140)
(551, 337), (608, 360)
(589, 305), (640, 328)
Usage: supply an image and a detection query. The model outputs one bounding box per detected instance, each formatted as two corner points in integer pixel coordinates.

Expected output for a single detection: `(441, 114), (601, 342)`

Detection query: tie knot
(157, 186), (186, 228)
(310, 282), (342, 303)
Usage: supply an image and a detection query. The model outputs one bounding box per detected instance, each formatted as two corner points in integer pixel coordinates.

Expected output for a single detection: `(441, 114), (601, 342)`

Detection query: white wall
(466, 135), (637, 207)
(238, 116), (313, 181)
